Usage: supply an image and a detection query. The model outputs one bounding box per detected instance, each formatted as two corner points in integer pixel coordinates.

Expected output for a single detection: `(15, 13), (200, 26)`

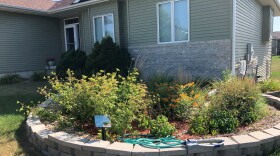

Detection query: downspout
(231, 0), (237, 76)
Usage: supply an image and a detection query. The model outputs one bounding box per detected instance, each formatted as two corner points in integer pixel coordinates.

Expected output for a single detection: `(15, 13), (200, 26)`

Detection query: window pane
(94, 17), (103, 43)
(175, 0), (188, 41)
(159, 2), (171, 43)
(66, 27), (75, 51)
(104, 15), (114, 39)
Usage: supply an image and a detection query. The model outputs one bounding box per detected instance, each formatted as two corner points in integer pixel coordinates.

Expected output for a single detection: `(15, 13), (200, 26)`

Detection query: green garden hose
(118, 136), (183, 149)
(118, 134), (225, 149)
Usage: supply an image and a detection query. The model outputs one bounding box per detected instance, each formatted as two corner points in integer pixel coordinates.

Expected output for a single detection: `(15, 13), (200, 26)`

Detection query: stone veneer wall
(128, 39), (232, 79)
(27, 94), (280, 156)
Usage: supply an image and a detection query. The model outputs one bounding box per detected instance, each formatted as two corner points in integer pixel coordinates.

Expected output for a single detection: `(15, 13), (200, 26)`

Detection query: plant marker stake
(94, 115), (111, 141)
(102, 127), (106, 140)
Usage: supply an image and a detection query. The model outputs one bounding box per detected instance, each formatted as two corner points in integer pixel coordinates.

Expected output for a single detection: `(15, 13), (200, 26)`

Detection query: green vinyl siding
(235, 0), (272, 79)
(0, 11), (62, 74)
(128, 0), (232, 46)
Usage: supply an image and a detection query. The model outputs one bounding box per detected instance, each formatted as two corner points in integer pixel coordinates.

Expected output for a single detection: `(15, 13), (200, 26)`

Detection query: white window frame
(64, 17), (80, 51)
(157, 0), (190, 44)
(93, 13), (115, 43)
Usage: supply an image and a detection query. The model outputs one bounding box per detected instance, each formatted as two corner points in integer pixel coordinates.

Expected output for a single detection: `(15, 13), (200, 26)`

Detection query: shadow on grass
(14, 119), (42, 156)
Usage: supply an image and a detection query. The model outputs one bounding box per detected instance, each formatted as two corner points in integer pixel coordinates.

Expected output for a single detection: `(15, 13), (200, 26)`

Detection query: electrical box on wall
(262, 6), (274, 42)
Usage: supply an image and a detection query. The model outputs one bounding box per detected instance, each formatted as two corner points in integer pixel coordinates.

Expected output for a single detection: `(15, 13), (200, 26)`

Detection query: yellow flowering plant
(174, 82), (205, 120)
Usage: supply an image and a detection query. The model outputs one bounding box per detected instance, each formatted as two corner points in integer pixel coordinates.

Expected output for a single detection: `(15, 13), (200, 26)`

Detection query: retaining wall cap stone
(263, 128), (280, 139)
(213, 137), (238, 151)
(48, 132), (74, 144)
(231, 135), (260, 148)
(132, 145), (160, 156)
(106, 142), (134, 156)
(274, 124), (280, 130)
(160, 146), (187, 156)
(248, 131), (274, 143)
(83, 140), (111, 153)
(35, 129), (53, 141)
(30, 124), (47, 133)
(187, 145), (214, 154)
(62, 137), (90, 150)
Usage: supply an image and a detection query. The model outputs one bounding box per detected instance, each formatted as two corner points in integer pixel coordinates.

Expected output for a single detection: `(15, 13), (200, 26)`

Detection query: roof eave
(47, 0), (109, 14)
(0, 4), (49, 16)
(0, 0), (109, 16)
(258, 0), (280, 16)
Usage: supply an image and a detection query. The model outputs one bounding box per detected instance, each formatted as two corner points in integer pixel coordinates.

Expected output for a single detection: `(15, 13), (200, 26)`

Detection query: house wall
(79, 0), (120, 54)
(235, 0), (272, 80)
(0, 11), (62, 74)
(127, 0), (233, 78)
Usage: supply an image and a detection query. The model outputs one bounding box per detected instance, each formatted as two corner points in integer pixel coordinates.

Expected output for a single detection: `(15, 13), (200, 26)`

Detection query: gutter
(0, 3), (48, 16)
(231, 0), (236, 76)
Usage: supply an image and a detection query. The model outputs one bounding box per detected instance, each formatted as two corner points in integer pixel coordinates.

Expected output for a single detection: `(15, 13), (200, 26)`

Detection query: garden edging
(26, 94), (280, 156)
(26, 116), (280, 156)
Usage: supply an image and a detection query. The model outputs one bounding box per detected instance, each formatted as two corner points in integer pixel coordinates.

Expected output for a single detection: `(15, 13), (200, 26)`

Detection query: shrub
(30, 72), (46, 82)
(174, 82), (206, 120)
(150, 115), (175, 138)
(85, 37), (131, 76)
(189, 78), (268, 135)
(35, 108), (60, 123)
(0, 74), (24, 85)
(211, 78), (268, 126)
(259, 80), (280, 93)
(56, 49), (87, 78)
(38, 69), (151, 136)
(188, 110), (209, 135)
(208, 109), (238, 135)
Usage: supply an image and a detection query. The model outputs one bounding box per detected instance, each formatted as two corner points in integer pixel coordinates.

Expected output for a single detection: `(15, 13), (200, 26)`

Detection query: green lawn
(0, 82), (46, 156)
(271, 56), (280, 80)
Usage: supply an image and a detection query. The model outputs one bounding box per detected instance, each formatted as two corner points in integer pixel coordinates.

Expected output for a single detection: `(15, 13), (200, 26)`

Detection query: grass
(0, 81), (46, 156)
(271, 56), (280, 80)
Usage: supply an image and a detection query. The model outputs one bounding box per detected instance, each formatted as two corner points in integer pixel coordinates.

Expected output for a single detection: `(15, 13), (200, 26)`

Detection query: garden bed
(21, 69), (280, 156)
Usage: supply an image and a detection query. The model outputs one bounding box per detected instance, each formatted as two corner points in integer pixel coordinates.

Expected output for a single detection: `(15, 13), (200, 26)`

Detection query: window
(64, 17), (80, 51)
(93, 14), (115, 43)
(157, 0), (189, 43)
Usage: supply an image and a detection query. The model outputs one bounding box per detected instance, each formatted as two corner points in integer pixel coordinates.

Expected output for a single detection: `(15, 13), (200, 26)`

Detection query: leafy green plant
(189, 78), (268, 135)
(211, 78), (268, 126)
(150, 115), (175, 138)
(259, 79), (280, 93)
(209, 109), (238, 135)
(38, 68), (151, 136)
(56, 49), (87, 78)
(188, 110), (209, 135)
(30, 72), (46, 82)
(85, 37), (131, 76)
(0, 74), (24, 85)
(34, 108), (60, 123)
(174, 82), (206, 120)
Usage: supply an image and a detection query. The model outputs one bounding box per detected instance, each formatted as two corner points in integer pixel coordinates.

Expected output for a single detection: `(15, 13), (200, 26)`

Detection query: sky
(274, 17), (280, 32)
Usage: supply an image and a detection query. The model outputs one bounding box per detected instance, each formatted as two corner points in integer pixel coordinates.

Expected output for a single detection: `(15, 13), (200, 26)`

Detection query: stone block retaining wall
(27, 94), (280, 156)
